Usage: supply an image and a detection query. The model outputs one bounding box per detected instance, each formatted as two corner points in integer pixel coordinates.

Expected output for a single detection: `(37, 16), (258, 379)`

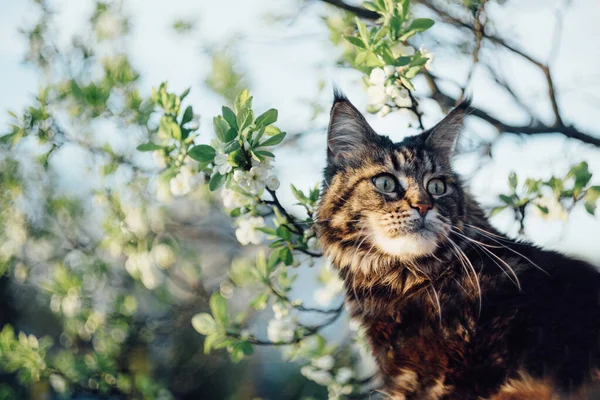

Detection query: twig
(315, 0), (379, 19)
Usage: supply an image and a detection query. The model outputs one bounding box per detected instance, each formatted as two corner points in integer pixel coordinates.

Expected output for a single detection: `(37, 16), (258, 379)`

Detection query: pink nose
(412, 203), (432, 217)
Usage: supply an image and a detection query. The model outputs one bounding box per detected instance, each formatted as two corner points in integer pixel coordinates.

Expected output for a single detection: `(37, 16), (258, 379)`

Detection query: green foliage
(2, 1), (597, 399)
(492, 162), (600, 228)
(205, 50), (247, 104)
(344, 0), (434, 90)
(0, 326), (53, 385)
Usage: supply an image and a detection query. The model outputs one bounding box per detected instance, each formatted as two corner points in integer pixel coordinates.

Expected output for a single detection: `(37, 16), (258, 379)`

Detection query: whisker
(447, 236), (482, 316)
(463, 224), (548, 275)
(450, 229), (521, 290)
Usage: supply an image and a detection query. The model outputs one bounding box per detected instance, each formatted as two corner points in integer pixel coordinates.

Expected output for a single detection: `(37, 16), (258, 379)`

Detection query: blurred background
(0, 0), (599, 399)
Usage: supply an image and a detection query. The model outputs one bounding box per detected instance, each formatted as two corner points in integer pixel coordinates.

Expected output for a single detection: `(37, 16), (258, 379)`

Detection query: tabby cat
(315, 91), (600, 399)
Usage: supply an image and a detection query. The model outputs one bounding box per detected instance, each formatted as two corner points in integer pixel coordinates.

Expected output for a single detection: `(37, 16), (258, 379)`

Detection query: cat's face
(316, 93), (468, 273)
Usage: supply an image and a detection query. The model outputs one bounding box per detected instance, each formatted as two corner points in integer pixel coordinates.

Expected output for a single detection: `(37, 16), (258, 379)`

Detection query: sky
(0, 0), (599, 269)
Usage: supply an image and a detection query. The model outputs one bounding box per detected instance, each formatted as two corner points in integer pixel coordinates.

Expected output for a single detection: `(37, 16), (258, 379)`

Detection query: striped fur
(315, 93), (600, 399)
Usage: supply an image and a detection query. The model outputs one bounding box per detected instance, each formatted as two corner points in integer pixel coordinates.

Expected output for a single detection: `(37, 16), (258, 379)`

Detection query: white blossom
(214, 152), (232, 175)
(233, 169), (247, 183)
(267, 316), (295, 343)
(62, 292), (81, 317)
(301, 366), (333, 386)
(368, 67), (386, 86)
(394, 94), (412, 108)
(266, 175), (280, 191)
(312, 355), (335, 370)
(383, 65), (396, 77)
(391, 42), (415, 57)
(221, 188), (245, 209)
(307, 237), (320, 251)
(385, 85), (398, 98)
(247, 166), (268, 194)
(367, 85), (388, 108)
(273, 302), (290, 320)
(377, 105), (392, 118)
(534, 197), (568, 221)
(314, 273), (345, 306)
(336, 367), (354, 384)
(96, 12), (122, 39)
(152, 243), (176, 269)
(123, 207), (149, 238)
(420, 45), (434, 70)
(152, 151), (167, 169)
(50, 374), (68, 393)
(235, 215), (265, 245)
(170, 172), (192, 196)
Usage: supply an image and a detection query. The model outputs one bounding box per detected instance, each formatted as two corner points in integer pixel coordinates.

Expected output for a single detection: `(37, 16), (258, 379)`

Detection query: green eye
(427, 178), (446, 196)
(373, 174), (397, 193)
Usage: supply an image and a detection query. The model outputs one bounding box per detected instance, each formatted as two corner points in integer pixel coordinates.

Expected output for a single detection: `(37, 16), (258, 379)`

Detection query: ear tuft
(332, 86), (348, 104)
(424, 101), (470, 155)
(327, 91), (376, 166)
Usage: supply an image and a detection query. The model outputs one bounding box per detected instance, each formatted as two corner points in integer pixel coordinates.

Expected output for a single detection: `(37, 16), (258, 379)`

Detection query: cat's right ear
(327, 91), (377, 166)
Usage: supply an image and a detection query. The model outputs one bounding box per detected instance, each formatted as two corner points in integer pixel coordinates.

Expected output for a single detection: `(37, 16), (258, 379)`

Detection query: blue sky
(1, 0), (599, 265)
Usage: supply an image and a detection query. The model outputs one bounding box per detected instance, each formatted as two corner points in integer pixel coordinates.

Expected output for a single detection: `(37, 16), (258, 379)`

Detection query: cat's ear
(327, 90), (377, 166)
(424, 99), (470, 155)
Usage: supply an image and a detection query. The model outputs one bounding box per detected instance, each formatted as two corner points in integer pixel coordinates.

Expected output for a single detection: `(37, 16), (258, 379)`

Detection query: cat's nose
(411, 202), (432, 217)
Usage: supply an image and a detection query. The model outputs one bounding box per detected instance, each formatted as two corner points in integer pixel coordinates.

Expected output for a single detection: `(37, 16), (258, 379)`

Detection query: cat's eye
(427, 178), (446, 196)
(373, 174), (397, 194)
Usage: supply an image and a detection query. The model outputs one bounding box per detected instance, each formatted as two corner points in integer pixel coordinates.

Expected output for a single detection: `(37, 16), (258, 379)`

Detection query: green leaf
(224, 127), (238, 142)
(508, 172), (518, 191)
(364, 51), (385, 67)
(567, 161), (592, 196)
(191, 313), (218, 335)
(280, 247), (294, 266)
(268, 248), (283, 271)
(210, 293), (228, 326)
(222, 106), (238, 131)
(404, 66), (422, 79)
(255, 109), (278, 127)
(489, 205), (507, 217)
(213, 116), (229, 141)
(209, 173), (227, 191)
(256, 251), (268, 279)
(356, 18), (369, 45)
(276, 225), (293, 241)
(260, 132), (286, 147)
(499, 194), (513, 204)
(395, 56), (411, 66)
(345, 36), (366, 49)
(250, 293), (269, 310)
(237, 108), (254, 131)
(407, 18), (435, 32)
(399, 76), (415, 91)
(180, 87), (191, 101)
(584, 186), (600, 215)
(291, 184), (308, 204)
(203, 333), (219, 354)
(181, 105), (194, 126)
(230, 341), (253, 363)
(536, 204), (549, 214)
(254, 150), (275, 158)
(136, 143), (162, 152)
(223, 140), (241, 154)
(188, 145), (216, 162)
(234, 90), (252, 114)
(265, 125), (281, 136)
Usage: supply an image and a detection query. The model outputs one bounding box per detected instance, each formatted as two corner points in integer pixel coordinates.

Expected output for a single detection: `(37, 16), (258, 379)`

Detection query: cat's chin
(372, 229), (439, 260)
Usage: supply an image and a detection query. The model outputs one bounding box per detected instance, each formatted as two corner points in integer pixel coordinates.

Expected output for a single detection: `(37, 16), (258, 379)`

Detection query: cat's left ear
(424, 99), (470, 155)
(327, 91), (378, 166)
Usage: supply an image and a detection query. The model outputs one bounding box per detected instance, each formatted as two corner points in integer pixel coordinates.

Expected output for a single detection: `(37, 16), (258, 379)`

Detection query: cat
(315, 91), (600, 400)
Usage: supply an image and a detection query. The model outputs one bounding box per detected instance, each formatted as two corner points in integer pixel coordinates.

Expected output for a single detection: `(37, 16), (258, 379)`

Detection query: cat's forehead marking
(392, 146), (435, 175)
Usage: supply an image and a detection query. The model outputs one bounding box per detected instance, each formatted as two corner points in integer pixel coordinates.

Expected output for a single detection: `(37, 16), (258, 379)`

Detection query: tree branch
(424, 71), (600, 147)
(315, 0), (379, 19)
